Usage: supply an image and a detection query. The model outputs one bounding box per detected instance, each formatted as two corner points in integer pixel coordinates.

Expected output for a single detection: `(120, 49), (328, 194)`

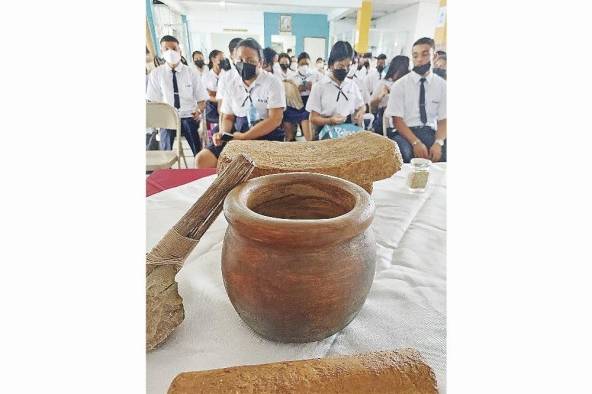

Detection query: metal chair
(146, 102), (187, 171)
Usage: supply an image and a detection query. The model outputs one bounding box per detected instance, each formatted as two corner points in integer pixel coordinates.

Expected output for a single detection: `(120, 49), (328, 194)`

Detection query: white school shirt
(384, 70), (447, 129)
(372, 79), (395, 128)
(215, 63), (239, 100)
(272, 63), (283, 75)
(289, 69), (321, 96)
(305, 75), (364, 118)
(220, 70), (286, 121)
(365, 67), (385, 96)
(146, 62), (208, 118)
(190, 64), (207, 79)
(202, 68), (224, 93)
(348, 75), (371, 105)
(277, 68), (296, 82)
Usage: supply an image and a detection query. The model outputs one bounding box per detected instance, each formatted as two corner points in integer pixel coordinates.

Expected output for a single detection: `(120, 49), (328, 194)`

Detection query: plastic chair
(146, 102), (187, 171)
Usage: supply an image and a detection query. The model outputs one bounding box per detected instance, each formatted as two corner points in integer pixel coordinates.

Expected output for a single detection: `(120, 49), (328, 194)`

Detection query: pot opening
(247, 180), (356, 220)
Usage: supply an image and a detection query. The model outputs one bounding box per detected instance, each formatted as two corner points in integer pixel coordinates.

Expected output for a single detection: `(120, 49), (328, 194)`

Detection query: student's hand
(429, 143), (442, 162)
(381, 85), (390, 98)
(192, 110), (202, 121)
(331, 115), (346, 125)
(413, 141), (430, 159)
(213, 132), (222, 146)
(353, 108), (365, 124)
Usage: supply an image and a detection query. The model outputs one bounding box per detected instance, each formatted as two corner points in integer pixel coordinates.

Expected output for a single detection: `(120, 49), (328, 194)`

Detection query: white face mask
(162, 49), (181, 65)
(298, 65), (309, 74)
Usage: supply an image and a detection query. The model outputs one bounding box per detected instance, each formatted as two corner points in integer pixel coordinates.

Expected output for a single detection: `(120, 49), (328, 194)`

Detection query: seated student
(283, 52), (320, 141)
(191, 50), (207, 79)
(277, 53), (296, 81)
(195, 38), (286, 168)
(370, 55), (410, 135)
(306, 41), (365, 139)
(384, 37), (447, 163)
(202, 50), (225, 138)
(146, 35), (207, 156)
(433, 50), (447, 80)
(365, 53), (388, 97)
(215, 37), (243, 118)
(315, 57), (326, 75)
(262, 47), (278, 74)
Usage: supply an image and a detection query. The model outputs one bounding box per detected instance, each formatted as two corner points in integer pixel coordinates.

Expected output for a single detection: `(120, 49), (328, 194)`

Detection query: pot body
(221, 172), (376, 342)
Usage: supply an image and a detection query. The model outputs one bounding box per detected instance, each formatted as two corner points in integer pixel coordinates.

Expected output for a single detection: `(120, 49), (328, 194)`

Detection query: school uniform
(365, 67), (386, 97)
(370, 78), (395, 134)
(146, 62), (208, 155)
(384, 70), (447, 162)
(277, 68), (296, 82)
(283, 69), (320, 124)
(216, 64), (248, 117)
(347, 74), (371, 106)
(202, 68), (225, 123)
(206, 69), (286, 158)
(190, 64), (207, 80)
(272, 62), (283, 76)
(305, 74), (364, 138)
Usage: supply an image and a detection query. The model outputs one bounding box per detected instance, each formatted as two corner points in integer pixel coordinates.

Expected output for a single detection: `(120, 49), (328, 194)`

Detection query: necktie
(172, 69), (180, 109)
(335, 85), (349, 102)
(241, 87), (253, 107)
(419, 77), (427, 125)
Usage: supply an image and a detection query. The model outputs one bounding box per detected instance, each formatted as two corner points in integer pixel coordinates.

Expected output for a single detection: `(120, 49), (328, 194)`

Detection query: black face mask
(194, 60), (204, 68)
(357, 63), (364, 71)
(220, 58), (232, 71)
(280, 63), (289, 71)
(376, 65), (385, 73)
(333, 68), (348, 82)
(413, 62), (431, 75)
(236, 61), (257, 81)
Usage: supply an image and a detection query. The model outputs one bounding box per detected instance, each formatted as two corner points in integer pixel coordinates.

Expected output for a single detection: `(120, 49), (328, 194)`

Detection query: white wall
(184, 4), (264, 58)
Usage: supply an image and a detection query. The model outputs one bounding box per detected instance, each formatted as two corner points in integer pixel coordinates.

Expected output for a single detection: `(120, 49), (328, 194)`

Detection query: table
(146, 164), (447, 393)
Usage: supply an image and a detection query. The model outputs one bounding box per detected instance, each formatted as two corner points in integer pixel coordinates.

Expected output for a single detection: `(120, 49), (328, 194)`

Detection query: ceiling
(170, 0), (420, 20)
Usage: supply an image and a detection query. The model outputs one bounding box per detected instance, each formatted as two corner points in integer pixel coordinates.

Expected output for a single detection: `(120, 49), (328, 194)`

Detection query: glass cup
(407, 158), (431, 193)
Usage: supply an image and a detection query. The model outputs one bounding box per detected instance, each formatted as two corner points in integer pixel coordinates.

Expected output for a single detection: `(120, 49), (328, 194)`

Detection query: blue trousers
(389, 126), (447, 163)
(160, 117), (202, 156)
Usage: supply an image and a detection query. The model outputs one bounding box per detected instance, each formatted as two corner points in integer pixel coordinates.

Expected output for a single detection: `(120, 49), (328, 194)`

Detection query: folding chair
(146, 102), (187, 171)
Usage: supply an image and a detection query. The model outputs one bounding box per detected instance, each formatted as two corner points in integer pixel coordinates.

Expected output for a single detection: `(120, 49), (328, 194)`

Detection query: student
(433, 50), (447, 80)
(290, 56), (298, 71)
(315, 57), (326, 75)
(202, 50), (225, 128)
(370, 55), (410, 135)
(216, 37), (244, 110)
(277, 53), (296, 81)
(384, 37), (447, 163)
(365, 53), (388, 97)
(191, 50), (207, 79)
(262, 47), (278, 74)
(283, 52), (320, 141)
(306, 41), (365, 139)
(195, 38), (286, 168)
(146, 35), (207, 156)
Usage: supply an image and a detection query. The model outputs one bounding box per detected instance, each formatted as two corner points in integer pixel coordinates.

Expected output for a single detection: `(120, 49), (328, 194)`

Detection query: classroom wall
(263, 13), (330, 56)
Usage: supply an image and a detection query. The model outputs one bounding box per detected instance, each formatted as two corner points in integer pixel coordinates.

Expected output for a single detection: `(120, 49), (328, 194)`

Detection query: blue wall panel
(264, 13), (329, 56)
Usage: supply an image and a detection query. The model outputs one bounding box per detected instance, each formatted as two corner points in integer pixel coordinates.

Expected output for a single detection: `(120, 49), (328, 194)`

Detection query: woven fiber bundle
(168, 349), (438, 394)
(217, 131), (403, 193)
(283, 80), (304, 110)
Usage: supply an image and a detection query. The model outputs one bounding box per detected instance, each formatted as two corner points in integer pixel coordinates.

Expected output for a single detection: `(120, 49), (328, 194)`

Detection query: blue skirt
(206, 116), (284, 158)
(283, 95), (310, 124)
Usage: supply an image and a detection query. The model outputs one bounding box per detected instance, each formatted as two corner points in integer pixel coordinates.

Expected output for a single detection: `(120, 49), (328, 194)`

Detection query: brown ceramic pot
(222, 172), (376, 343)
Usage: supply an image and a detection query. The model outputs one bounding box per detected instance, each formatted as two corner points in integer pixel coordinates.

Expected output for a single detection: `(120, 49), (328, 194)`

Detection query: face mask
(162, 49), (181, 65)
(413, 62), (431, 75)
(220, 58), (232, 71)
(236, 61), (258, 81)
(298, 65), (309, 74)
(316, 63), (324, 69)
(280, 63), (289, 71)
(333, 68), (348, 82)
(194, 60), (204, 68)
(376, 65), (385, 73)
(290, 63), (297, 71)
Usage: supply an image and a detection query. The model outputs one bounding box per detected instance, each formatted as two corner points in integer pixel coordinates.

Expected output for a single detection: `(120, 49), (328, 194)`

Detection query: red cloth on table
(146, 168), (217, 197)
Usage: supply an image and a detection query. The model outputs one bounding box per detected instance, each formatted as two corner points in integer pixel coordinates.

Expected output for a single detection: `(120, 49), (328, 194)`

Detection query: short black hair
(328, 41), (354, 66)
(413, 37), (435, 49)
(362, 52), (372, 59)
(263, 47), (277, 66)
(160, 35), (179, 45)
(228, 37), (243, 54)
(287, 48), (293, 53)
(316, 57), (324, 62)
(376, 54), (387, 60)
(297, 52), (310, 62)
(278, 53), (291, 62)
(208, 49), (223, 69)
(192, 51), (203, 57)
(436, 50), (447, 56)
(237, 38), (263, 61)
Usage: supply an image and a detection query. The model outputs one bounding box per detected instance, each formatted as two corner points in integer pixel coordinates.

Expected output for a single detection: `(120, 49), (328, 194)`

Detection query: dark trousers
(389, 126), (447, 163)
(160, 117), (202, 156)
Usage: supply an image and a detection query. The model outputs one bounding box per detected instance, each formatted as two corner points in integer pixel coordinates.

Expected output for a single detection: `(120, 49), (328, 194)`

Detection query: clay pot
(222, 172), (376, 343)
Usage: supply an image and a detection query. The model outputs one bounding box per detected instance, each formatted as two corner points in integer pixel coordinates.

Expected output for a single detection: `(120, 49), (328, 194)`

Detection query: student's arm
(306, 83), (345, 126)
(145, 69), (161, 102)
(212, 113), (235, 146)
(234, 107), (284, 140)
(429, 82), (447, 162)
(370, 83), (389, 113)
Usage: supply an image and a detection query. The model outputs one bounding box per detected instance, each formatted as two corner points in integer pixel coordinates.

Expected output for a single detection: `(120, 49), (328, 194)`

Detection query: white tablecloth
(146, 163), (447, 393)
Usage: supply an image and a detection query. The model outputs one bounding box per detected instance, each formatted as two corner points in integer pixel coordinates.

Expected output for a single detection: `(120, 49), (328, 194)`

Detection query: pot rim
(223, 172), (374, 246)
